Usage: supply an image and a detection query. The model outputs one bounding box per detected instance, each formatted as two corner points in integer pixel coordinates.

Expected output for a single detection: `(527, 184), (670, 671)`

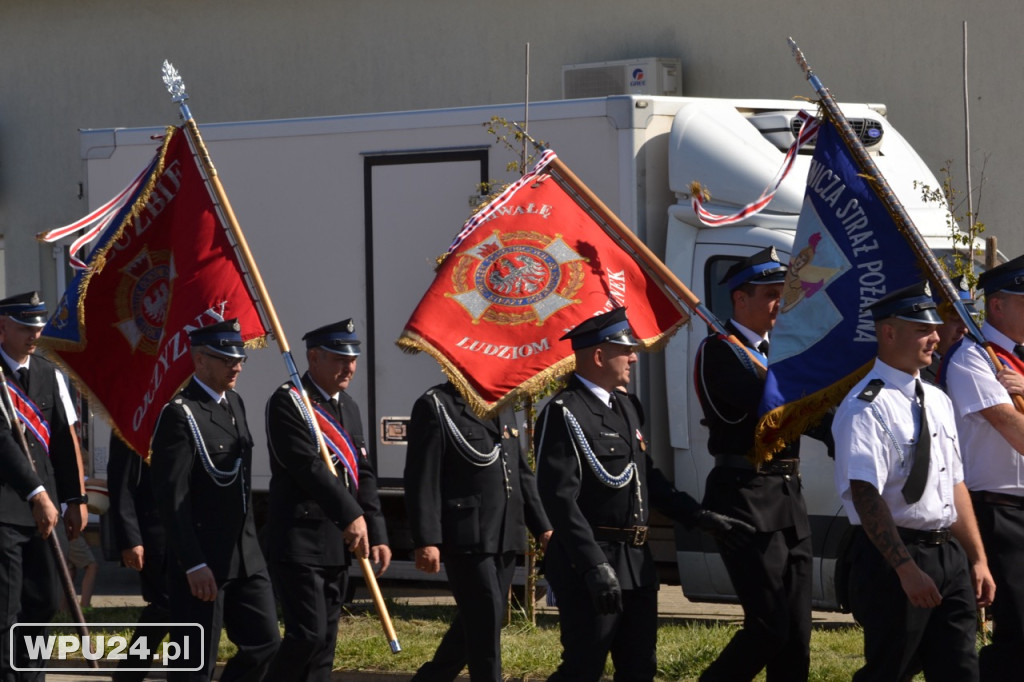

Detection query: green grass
(56, 602), (932, 681)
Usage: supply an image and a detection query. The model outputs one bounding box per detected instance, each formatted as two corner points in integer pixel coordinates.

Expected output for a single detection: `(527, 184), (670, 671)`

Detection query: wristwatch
(65, 494), (89, 505)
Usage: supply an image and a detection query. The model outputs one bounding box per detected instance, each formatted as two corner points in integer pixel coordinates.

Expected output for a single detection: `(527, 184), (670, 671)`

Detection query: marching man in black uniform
(264, 319), (390, 682)
(108, 432), (170, 682)
(0, 291), (86, 681)
(832, 282), (994, 681)
(536, 307), (754, 682)
(694, 248), (823, 681)
(404, 379), (553, 682)
(151, 319), (280, 681)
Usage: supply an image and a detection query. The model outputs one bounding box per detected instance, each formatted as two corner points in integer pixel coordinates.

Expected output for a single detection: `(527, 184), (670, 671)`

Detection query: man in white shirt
(943, 253), (1024, 681)
(833, 281), (994, 682)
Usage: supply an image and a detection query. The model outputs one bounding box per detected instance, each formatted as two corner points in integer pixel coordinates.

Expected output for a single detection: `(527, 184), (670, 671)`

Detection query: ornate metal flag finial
(788, 38), (810, 77)
(162, 60), (188, 103)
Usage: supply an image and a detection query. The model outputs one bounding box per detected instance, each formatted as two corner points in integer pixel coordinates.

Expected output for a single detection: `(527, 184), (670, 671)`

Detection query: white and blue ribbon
(180, 403), (245, 512)
(432, 394), (501, 467)
(561, 406), (636, 489)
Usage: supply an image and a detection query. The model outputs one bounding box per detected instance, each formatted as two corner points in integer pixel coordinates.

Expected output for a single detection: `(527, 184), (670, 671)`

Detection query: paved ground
(43, 559), (855, 680)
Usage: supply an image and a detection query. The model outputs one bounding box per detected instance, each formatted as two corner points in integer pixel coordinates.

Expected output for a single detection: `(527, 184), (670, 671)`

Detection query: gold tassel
(689, 181), (710, 202)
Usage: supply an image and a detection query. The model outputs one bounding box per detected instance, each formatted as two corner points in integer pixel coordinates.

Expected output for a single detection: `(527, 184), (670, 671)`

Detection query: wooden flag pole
(545, 155), (766, 372)
(161, 62), (400, 653)
(788, 39), (1024, 413)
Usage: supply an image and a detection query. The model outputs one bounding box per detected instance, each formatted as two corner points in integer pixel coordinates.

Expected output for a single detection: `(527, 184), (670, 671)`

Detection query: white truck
(77, 95), (963, 608)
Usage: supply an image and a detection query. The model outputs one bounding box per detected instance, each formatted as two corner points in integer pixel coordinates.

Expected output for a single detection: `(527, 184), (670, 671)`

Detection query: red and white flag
(39, 127), (268, 457)
(398, 151), (687, 415)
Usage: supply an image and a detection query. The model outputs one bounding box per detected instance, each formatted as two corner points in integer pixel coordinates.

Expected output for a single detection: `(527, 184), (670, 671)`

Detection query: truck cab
(659, 100), (969, 608)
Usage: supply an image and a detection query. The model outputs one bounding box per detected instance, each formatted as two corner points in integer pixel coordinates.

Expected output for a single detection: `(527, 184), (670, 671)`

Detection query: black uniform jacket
(695, 321), (808, 535)
(0, 414), (42, 506)
(404, 382), (551, 555)
(107, 434), (165, 554)
(264, 373), (387, 566)
(0, 356), (80, 526)
(150, 377), (264, 581)
(535, 375), (700, 590)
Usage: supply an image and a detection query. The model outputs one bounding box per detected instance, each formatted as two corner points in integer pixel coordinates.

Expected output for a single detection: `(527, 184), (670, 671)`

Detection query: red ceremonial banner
(40, 127), (268, 457)
(398, 151), (686, 415)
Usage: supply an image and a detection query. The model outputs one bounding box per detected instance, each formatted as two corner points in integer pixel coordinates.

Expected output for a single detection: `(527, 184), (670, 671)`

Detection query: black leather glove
(583, 562), (622, 615)
(693, 509), (756, 552)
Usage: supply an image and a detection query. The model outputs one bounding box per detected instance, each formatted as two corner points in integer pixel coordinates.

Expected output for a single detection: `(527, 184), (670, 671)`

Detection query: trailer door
(364, 149), (488, 485)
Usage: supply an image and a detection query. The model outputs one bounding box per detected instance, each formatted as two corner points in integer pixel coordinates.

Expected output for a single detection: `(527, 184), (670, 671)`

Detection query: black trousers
(700, 525), (812, 682)
(0, 523), (62, 682)
(411, 552), (516, 682)
(167, 567), (280, 682)
(847, 529), (978, 682)
(545, 555), (658, 682)
(265, 561), (346, 682)
(114, 539), (171, 682)
(971, 496), (1024, 682)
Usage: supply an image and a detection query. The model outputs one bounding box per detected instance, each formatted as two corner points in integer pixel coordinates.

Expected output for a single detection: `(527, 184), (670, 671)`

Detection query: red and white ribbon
(691, 110), (820, 227)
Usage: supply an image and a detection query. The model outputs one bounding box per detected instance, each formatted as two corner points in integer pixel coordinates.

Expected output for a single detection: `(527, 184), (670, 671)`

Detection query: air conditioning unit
(746, 111), (885, 152)
(562, 57), (682, 99)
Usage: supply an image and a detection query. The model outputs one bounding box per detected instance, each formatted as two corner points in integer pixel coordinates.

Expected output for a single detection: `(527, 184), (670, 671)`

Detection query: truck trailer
(76, 95), (967, 609)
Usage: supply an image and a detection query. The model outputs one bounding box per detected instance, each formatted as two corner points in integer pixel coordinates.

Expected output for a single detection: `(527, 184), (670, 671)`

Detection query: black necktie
(220, 397), (236, 426)
(329, 397), (342, 422)
(16, 367), (29, 393)
(1015, 344), (1024, 362)
(757, 339), (770, 356)
(902, 380), (931, 504)
(609, 392), (625, 419)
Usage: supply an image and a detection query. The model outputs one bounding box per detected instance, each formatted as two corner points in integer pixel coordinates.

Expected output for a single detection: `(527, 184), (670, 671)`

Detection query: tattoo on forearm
(851, 483), (912, 569)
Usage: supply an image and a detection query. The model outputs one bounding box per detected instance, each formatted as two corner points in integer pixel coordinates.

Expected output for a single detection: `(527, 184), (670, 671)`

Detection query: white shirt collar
(982, 320), (1023, 350)
(193, 375), (226, 404)
(310, 378), (339, 403)
(0, 345), (29, 374)
(730, 319), (768, 350)
(575, 373), (613, 408)
(872, 358), (919, 400)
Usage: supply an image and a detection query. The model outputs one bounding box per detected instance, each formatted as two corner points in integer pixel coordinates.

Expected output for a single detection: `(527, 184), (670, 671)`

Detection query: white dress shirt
(945, 321), (1024, 494)
(833, 358), (961, 530)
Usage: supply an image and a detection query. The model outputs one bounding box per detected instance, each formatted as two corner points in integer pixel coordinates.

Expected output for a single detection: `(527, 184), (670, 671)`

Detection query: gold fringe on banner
(40, 127), (177, 352)
(396, 331), (575, 419)
(397, 315), (684, 420)
(754, 359), (873, 463)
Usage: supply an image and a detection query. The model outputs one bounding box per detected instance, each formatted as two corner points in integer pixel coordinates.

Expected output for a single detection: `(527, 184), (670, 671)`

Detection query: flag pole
(544, 155), (766, 372)
(161, 62), (400, 653)
(788, 39), (1023, 412)
(0, 374), (98, 668)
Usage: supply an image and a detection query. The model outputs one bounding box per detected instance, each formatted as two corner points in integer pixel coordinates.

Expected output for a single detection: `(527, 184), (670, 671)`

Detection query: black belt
(715, 455), (799, 475)
(593, 525), (649, 547)
(974, 490), (1024, 509)
(897, 527), (951, 546)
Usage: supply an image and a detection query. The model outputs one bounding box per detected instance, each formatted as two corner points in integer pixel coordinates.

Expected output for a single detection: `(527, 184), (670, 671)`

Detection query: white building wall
(1, 0), (1020, 299)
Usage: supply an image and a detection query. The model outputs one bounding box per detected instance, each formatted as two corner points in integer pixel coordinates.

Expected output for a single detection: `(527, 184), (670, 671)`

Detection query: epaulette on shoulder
(857, 378), (885, 403)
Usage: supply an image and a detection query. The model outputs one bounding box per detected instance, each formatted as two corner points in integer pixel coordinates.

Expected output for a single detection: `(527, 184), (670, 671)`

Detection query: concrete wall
(2, 0), (1020, 300)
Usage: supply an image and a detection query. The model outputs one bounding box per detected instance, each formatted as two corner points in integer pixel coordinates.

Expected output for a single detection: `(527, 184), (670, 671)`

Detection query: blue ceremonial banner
(756, 117), (925, 456)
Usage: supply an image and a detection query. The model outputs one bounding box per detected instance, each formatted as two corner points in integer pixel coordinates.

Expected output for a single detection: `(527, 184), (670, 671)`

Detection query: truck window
(704, 255), (743, 324)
